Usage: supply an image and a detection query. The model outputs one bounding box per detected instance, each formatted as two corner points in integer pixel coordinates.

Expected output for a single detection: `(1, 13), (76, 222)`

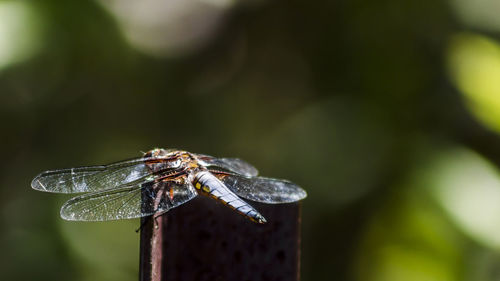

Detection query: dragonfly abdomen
(193, 171), (266, 224)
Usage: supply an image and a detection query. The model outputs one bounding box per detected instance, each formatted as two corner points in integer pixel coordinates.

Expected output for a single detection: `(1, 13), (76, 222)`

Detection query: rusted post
(139, 195), (302, 281)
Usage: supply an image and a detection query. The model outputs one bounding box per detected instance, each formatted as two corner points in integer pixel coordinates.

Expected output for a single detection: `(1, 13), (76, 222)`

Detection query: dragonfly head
(144, 148), (177, 158)
(144, 148), (187, 173)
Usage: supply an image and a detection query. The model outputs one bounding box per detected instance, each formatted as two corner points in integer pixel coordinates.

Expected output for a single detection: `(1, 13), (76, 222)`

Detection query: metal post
(139, 196), (302, 281)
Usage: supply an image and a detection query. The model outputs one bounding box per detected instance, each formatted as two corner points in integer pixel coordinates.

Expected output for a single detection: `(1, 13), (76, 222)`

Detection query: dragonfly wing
(197, 155), (259, 177)
(60, 181), (198, 221)
(215, 173), (307, 204)
(31, 157), (159, 194)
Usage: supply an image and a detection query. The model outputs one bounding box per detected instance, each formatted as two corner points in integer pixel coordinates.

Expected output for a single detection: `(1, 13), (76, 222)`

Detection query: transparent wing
(215, 173), (307, 204)
(31, 157), (161, 194)
(197, 154), (259, 177)
(60, 180), (198, 221)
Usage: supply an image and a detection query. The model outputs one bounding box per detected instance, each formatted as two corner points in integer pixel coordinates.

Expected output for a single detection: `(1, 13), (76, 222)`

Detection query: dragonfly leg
(153, 210), (169, 227)
(135, 209), (168, 233)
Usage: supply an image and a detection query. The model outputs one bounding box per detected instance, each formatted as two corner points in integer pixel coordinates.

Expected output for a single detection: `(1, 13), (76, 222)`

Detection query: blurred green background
(2, 0), (500, 280)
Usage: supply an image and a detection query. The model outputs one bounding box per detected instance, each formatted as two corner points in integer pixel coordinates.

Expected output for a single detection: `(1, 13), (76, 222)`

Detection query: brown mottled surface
(140, 196), (301, 281)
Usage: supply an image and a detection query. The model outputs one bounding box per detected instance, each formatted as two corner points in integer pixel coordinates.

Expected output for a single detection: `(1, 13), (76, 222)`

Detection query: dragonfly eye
(170, 159), (182, 168)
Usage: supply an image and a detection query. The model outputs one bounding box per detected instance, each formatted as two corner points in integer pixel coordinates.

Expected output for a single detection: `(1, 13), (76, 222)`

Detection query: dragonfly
(31, 148), (307, 224)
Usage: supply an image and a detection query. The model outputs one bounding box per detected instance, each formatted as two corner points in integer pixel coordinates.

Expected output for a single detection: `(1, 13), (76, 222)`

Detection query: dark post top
(139, 195), (302, 281)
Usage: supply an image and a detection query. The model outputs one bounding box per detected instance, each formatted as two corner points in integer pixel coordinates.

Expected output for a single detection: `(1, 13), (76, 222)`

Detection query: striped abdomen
(192, 171), (266, 224)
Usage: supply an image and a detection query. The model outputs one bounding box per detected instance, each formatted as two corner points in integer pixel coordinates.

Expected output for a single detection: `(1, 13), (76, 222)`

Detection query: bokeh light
(354, 144), (464, 281)
(97, 0), (232, 57)
(450, 0), (500, 31)
(426, 147), (500, 249)
(448, 33), (500, 134)
(0, 1), (43, 71)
